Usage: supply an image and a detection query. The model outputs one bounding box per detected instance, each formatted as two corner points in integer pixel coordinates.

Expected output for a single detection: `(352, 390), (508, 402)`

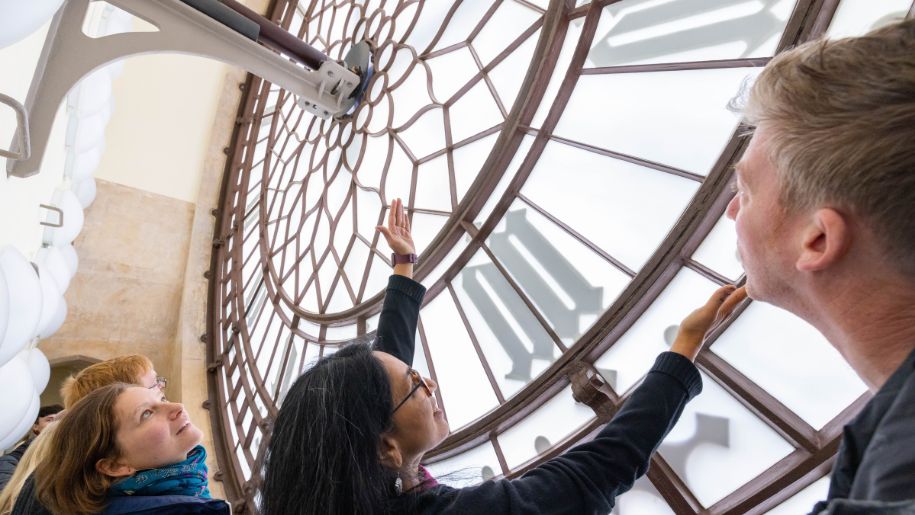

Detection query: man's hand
(670, 285), (747, 361)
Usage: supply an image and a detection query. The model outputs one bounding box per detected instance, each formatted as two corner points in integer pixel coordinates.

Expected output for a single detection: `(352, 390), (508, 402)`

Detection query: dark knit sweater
(372, 274), (427, 365)
(374, 275), (702, 514)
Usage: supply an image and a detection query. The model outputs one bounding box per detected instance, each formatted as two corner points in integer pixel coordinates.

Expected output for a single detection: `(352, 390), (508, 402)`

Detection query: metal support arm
(0, 94), (30, 161)
(7, 0), (361, 178)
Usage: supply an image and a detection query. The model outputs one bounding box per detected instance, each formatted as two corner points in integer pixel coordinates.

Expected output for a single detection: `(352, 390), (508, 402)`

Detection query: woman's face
(374, 351), (449, 458)
(113, 386), (202, 471)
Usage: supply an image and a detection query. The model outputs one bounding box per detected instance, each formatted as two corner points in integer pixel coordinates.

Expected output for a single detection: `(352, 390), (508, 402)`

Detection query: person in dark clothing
(260, 198), (746, 514)
(726, 18), (915, 514)
(0, 444), (29, 494)
(18, 383), (227, 515)
(0, 405), (63, 492)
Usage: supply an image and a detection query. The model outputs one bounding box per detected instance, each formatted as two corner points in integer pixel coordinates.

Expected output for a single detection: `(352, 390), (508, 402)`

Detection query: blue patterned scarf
(109, 445), (211, 498)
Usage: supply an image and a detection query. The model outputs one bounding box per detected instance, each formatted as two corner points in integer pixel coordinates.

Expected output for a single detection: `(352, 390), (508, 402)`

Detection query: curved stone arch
(43, 353), (101, 406)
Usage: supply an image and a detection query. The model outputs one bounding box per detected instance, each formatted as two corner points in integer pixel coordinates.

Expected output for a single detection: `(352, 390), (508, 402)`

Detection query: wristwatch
(391, 253), (418, 265)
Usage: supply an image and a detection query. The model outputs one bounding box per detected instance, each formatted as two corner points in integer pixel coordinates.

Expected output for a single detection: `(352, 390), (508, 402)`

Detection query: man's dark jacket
(0, 439), (30, 491)
(812, 348), (915, 513)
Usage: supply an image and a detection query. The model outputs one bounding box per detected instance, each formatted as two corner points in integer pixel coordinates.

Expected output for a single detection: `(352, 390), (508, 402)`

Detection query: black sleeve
(414, 352), (702, 515)
(811, 498), (915, 514)
(372, 275), (426, 366)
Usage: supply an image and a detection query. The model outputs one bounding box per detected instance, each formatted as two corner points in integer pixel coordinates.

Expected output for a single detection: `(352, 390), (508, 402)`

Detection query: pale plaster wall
(93, 53), (228, 204)
(39, 178), (195, 390)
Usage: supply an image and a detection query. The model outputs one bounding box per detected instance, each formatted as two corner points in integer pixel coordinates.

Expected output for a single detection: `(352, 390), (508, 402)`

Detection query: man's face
(32, 412), (61, 435)
(726, 126), (797, 303)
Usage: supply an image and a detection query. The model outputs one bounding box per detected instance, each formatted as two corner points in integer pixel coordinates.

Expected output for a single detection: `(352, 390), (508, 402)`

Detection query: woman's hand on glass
(670, 285), (747, 361)
(376, 197), (415, 256)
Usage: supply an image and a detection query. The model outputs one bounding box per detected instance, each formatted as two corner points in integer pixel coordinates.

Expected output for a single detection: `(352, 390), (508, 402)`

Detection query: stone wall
(39, 178), (195, 386)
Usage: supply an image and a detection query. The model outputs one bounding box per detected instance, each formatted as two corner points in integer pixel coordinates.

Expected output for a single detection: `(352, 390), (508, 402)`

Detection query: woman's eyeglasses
(391, 369), (433, 414)
(147, 376), (168, 390)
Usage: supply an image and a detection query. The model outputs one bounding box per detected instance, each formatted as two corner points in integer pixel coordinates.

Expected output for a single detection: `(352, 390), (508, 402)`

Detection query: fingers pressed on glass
(716, 285), (741, 310)
(717, 285), (747, 319)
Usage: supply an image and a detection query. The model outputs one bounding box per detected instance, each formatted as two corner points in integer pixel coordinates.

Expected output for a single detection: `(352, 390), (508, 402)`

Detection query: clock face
(210, 0), (903, 512)
(255, 0), (544, 320)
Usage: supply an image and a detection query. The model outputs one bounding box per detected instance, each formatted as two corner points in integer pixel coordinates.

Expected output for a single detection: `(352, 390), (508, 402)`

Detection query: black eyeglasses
(392, 369), (433, 414)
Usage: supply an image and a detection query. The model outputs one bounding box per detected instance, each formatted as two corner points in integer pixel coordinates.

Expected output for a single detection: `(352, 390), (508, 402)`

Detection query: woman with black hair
(262, 198), (745, 515)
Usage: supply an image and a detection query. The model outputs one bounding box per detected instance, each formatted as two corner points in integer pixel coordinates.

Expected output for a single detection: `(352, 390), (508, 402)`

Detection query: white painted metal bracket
(7, 0), (360, 178)
(0, 93), (31, 161)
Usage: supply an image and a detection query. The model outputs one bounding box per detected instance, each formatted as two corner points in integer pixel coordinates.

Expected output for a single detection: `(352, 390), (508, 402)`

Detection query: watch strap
(391, 253), (418, 265)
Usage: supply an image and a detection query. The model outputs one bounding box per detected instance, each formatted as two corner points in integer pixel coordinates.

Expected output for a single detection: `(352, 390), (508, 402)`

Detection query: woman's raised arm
(373, 198), (426, 365)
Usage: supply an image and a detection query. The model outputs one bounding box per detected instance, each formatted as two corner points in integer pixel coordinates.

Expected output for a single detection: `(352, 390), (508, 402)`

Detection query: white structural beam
(8, 0), (360, 178)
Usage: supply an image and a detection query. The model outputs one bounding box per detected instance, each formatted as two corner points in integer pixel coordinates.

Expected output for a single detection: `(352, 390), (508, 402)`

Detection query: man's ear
(796, 208), (850, 272)
(378, 433), (403, 470)
(96, 458), (136, 479)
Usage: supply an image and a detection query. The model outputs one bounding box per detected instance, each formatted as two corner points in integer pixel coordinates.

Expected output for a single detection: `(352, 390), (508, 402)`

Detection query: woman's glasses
(147, 376), (168, 390)
(391, 369), (433, 414)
